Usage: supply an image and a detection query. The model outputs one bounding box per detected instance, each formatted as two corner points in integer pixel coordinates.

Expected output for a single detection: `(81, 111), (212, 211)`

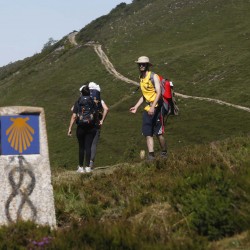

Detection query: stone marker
(0, 106), (56, 228)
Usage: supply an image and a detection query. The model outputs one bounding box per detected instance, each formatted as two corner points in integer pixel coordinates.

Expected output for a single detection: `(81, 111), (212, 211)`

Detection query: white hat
(88, 82), (101, 92)
(135, 56), (152, 65)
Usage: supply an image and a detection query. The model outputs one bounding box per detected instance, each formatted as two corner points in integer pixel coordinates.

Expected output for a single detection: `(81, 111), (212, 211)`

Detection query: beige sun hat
(135, 56), (152, 65)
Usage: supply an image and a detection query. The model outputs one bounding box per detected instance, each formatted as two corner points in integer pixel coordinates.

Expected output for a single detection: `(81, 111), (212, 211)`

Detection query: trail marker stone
(0, 106), (56, 228)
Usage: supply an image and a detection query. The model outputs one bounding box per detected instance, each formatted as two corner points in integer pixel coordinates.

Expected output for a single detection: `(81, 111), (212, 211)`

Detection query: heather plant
(0, 0), (249, 248)
(52, 136), (250, 243)
(168, 150), (250, 240)
(0, 221), (52, 249)
(0, 137), (249, 248)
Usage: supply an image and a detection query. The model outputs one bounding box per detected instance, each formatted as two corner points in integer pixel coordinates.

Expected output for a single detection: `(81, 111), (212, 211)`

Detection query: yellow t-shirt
(140, 71), (159, 111)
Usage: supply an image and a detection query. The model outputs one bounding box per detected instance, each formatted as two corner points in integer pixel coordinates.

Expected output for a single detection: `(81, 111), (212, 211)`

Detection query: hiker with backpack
(68, 84), (98, 173)
(129, 56), (167, 160)
(88, 82), (109, 168)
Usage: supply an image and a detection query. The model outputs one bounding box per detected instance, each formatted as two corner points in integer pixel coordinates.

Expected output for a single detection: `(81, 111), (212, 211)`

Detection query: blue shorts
(142, 107), (164, 136)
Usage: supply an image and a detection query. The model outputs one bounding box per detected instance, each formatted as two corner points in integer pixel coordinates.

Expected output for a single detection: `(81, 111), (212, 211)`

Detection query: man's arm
(129, 96), (144, 114)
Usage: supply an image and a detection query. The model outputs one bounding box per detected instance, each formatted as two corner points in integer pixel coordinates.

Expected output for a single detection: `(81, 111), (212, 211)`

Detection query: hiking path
(85, 42), (250, 113)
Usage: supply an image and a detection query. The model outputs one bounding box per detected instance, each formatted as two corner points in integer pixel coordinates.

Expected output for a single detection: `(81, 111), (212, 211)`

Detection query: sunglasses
(138, 63), (147, 67)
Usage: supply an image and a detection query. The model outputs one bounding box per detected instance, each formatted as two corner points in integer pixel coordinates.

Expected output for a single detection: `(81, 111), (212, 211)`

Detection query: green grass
(0, 0), (250, 248)
(0, 136), (249, 248)
(0, 0), (249, 168)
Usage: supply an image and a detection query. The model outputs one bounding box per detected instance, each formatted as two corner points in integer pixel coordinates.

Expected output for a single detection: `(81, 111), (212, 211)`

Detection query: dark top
(73, 96), (98, 127)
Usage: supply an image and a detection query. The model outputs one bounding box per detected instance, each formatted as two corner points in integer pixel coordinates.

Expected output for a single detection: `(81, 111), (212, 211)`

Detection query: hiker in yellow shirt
(130, 56), (167, 160)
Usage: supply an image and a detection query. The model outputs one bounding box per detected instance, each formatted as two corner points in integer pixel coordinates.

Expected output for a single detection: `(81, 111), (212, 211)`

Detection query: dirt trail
(86, 42), (138, 86)
(86, 43), (250, 113)
(52, 163), (130, 184)
(68, 31), (78, 46)
(176, 93), (250, 112)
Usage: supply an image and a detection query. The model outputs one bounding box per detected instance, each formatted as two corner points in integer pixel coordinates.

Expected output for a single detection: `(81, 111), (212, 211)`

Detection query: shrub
(170, 164), (250, 240)
(0, 221), (52, 249)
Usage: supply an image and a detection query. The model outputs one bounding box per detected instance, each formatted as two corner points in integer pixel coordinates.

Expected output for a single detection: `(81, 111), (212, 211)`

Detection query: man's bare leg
(146, 136), (155, 159)
(157, 134), (166, 151)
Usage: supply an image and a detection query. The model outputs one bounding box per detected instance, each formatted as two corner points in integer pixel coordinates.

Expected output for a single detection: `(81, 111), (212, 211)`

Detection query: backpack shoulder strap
(150, 72), (155, 85)
(150, 72), (164, 85)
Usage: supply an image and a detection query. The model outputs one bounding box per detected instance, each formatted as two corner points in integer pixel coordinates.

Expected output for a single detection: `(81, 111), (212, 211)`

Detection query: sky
(0, 0), (132, 67)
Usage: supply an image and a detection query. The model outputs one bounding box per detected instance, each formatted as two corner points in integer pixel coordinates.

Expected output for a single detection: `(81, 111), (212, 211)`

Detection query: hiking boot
(85, 167), (92, 173)
(76, 166), (85, 173)
(147, 154), (155, 161)
(160, 151), (168, 159)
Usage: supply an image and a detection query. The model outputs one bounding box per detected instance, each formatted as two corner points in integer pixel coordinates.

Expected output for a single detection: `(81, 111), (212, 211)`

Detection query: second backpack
(150, 72), (179, 116)
(89, 88), (103, 120)
(77, 96), (96, 125)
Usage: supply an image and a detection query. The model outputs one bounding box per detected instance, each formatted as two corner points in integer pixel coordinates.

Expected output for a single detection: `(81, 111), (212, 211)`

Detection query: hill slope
(0, 135), (249, 248)
(0, 0), (249, 169)
(0, 0), (249, 248)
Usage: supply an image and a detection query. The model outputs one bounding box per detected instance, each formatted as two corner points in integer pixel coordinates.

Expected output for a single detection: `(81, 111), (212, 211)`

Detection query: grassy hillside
(0, 0), (249, 169)
(78, 0), (250, 104)
(0, 0), (249, 248)
(0, 135), (249, 248)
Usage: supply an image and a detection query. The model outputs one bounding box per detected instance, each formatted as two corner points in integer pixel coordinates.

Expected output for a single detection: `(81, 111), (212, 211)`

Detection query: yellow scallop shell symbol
(6, 117), (35, 153)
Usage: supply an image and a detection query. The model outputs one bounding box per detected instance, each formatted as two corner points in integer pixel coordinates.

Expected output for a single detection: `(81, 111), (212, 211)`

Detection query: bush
(170, 165), (250, 240)
(0, 221), (52, 249)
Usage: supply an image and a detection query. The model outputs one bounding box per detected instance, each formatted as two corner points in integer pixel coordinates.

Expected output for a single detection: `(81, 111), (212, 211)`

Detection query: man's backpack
(77, 96), (96, 125)
(150, 72), (179, 116)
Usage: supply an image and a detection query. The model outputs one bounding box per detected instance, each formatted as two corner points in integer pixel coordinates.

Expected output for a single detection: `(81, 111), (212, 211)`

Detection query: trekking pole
(164, 113), (170, 124)
(132, 86), (140, 94)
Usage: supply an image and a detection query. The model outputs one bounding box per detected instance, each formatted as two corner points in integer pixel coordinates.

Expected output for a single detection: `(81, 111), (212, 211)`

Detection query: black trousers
(76, 125), (96, 167)
(90, 128), (101, 162)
